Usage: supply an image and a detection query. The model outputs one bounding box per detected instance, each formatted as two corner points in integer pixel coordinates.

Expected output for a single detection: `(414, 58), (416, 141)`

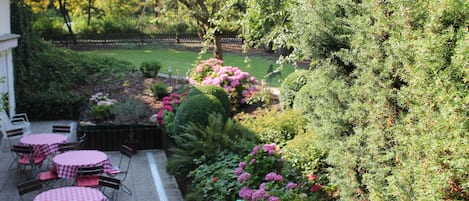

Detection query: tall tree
(176, 0), (244, 60)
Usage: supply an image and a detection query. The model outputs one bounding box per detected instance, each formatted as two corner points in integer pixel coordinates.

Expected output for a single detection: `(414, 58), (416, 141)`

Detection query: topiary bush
(279, 69), (312, 109)
(140, 61), (162, 78)
(172, 94), (226, 135)
(188, 85), (232, 117)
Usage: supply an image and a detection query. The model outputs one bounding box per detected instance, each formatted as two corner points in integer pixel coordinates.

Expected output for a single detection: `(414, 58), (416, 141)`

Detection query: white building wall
(0, 0), (10, 35)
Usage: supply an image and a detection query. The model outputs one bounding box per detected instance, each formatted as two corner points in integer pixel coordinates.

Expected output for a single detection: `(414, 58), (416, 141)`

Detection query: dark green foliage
(187, 152), (243, 201)
(188, 85), (232, 117)
(273, 0), (469, 200)
(172, 94), (226, 135)
(10, 3), (133, 120)
(279, 69), (312, 109)
(167, 113), (256, 179)
(112, 98), (150, 124)
(283, 132), (328, 176)
(149, 82), (169, 99)
(140, 61), (162, 78)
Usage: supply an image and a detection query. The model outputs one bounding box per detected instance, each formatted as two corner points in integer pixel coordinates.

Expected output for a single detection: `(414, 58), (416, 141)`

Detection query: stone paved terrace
(0, 121), (183, 201)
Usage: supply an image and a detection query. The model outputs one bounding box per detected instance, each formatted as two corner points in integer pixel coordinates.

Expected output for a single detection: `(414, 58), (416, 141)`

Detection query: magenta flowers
(187, 58), (259, 107)
(235, 144), (325, 200)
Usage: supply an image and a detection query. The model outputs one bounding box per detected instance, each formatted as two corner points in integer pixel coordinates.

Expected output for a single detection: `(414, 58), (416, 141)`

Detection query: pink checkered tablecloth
(52, 150), (113, 179)
(33, 186), (108, 201)
(20, 133), (68, 157)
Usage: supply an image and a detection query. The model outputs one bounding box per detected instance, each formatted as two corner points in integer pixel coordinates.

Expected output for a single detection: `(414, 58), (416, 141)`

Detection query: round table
(20, 133), (68, 157)
(34, 186), (108, 201)
(52, 150), (113, 178)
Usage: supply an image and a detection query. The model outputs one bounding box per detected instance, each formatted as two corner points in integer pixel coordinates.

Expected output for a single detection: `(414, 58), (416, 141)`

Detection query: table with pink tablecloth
(52, 150), (113, 178)
(20, 133), (68, 157)
(33, 186), (108, 201)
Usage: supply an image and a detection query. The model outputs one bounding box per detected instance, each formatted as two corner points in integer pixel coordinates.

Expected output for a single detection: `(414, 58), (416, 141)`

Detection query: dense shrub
(235, 144), (332, 201)
(186, 152), (244, 201)
(149, 82), (169, 99)
(167, 113), (256, 179)
(187, 58), (259, 109)
(237, 108), (308, 145)
(279, 69), (312, 109)
(275, 1), (469, 200)
(188, 85), (232, 117)
(172, 94), (226, 135)
(140, 61), (162, 78)
(112, 98), (150, 124)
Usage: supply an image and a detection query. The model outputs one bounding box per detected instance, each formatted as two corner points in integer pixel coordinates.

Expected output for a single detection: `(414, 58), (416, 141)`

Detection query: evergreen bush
(140, 61), (162, 78)
(279, 69), (312, 109)
(172, 94), (226, 135)
(188, 85), (232, 117)
(149, 82), (169, 99)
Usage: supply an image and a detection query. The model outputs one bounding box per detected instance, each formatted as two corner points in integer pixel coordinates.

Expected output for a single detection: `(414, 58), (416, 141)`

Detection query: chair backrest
(77, 165), (104, 177)
(11, 144), (34, 155)
(118, 145), (134, 169)
(58, 142), (80, 152)
(99, 176), (121, 190)
(17, 179), (43, 196)
(52, 125), (71, 134)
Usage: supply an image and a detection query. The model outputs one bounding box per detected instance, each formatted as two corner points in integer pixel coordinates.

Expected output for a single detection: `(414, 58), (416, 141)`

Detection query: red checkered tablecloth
(20, 133), (68, 157)
(33, 186), (108, 201)
(52, 150), (113, 179)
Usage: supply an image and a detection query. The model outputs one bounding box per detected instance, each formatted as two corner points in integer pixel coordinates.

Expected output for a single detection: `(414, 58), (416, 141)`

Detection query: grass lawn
(77, 48), (295, 87)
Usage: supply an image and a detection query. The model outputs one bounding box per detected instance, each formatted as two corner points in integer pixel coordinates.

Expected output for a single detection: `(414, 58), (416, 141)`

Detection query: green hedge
(172, 94), (226, 135)
(279, 69), (312, 109)
(188, 85), (232, 117)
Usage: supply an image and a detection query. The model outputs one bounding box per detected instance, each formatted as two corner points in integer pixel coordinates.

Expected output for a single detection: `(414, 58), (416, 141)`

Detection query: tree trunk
(58, 0), (76, 44)
(87, 0), (91, 26)
(213, 30), (223, 60)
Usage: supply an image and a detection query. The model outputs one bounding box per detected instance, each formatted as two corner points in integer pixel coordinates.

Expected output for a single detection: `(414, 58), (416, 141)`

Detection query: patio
(0, 121), (183, 201)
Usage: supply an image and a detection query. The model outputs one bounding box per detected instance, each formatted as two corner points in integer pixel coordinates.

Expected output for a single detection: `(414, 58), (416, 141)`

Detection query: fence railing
(46, 33), (243, 46)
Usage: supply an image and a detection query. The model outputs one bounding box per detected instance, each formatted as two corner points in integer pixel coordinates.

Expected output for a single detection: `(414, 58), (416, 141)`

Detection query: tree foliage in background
(253, 0), (468, 200)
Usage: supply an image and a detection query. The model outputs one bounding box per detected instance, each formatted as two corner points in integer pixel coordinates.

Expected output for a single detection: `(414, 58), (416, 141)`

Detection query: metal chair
(1, 128), (24, 152)
(99, 175), (121, 201)
(16, 179), (43, 201)
(52, 124), (72, 140)
(57, 142), (81, 152)
(37, 169), (59, 189)
(107, 145), (133, 195)
(10, 145), (46, 178)
(76, 165), (104, 187)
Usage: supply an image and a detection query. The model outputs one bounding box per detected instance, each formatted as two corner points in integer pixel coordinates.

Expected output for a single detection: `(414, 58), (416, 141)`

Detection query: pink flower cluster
(236, 144), (325, 200)
(265, 172), (283, 182)
(156, 93), (183, 125)
(188, 58), (259, 105)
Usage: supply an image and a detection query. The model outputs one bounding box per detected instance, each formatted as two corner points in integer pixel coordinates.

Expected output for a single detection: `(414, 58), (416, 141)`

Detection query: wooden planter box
(78, 125), (167, 151)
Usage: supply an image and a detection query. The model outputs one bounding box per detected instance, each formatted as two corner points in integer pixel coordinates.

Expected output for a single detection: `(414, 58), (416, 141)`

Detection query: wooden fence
(46, 33), (243, 46)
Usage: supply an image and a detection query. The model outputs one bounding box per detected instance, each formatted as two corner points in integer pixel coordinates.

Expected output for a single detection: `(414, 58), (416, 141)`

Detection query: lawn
(77, 48), (294, 87)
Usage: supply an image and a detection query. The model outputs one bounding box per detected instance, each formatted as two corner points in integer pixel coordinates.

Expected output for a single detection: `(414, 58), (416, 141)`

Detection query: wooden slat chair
(76, 165), (104, 187)
(52, 124), (72, 140)
(1, 128), (24, 152)
(106, 145), (134, 195)
(10, 145), (46, 177)
(57, 142), (81, 153)
(99, 176), (121, 201)
(37, 169), (60, 190)
(17, 179), (43, 201)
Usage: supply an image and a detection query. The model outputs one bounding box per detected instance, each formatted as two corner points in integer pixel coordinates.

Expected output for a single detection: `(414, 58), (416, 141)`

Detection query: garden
(10, 0), (469, 201)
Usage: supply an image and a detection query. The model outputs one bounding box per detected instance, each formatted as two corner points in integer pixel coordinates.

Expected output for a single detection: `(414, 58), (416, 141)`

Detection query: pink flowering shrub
(187, 58), (259, 108)
(155, 92), (187, 134)
(236, 144), (330, 201)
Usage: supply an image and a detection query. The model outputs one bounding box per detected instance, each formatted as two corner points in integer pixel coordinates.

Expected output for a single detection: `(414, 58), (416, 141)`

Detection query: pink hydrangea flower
(237, 172), (251, 183)
(286, 182), (298, 189)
